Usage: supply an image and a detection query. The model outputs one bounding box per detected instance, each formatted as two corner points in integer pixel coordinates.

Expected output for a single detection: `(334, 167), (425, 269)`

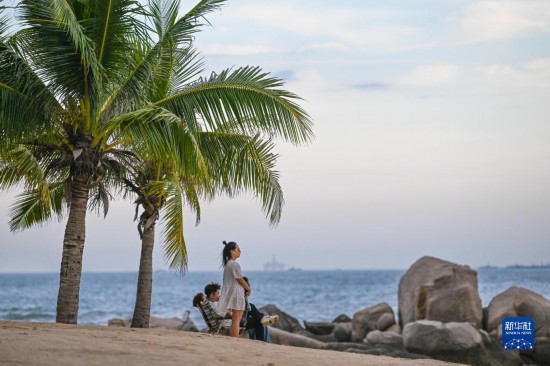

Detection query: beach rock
(303, 321), (335, 335)
(403, 320), (523, 366)
(485, 286), (550, 339)
(332, 314), (352, 323)
(297, 330), (338, 343)
(352, 302), (396, 342)
(332, 322), (353, 342)
(259, 304), (304, 333)
(107, 311), (198, 332)
(268, 327), (325, 349)
(180, 311), (199, 332)
(527, 338), (550, 366)
(365, 330), (404, 349)
(324, 342), (432, 360)
(108, 318), (130, 327)
(384, 324), (402, 334)
(377, 313), (396, 331)
(398, 256), (483, 328)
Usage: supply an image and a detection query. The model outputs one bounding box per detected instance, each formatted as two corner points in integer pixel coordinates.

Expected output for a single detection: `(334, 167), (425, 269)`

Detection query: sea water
(1, 268), (549, 328)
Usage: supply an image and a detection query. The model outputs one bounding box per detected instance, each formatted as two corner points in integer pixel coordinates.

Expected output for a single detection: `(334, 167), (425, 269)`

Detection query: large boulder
(303, 321), (335, 335)
(107, 311), (198, 332)
(398, 256), (482, 328)
(296, 330), (338, 343)
(258, 304), (304, 333)
(325, 342), (432, 360)
(332, 322), (353, 342)
(486, 286), (550, 338)
(365, 330), (403, 349)
(351, 302), (396, 342)
(268, 327), (325, 349)
(485, 287), (550, 366)
(403, 320), (523, 366)
(332, 314), (352, 323)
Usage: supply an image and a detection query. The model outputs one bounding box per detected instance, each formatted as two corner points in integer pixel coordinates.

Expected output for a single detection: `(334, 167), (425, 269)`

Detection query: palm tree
(0, 0), (215, 323)
(1, 0), (312, 325)
(125, 133), (286, 327)
(123, 1), (313, 328)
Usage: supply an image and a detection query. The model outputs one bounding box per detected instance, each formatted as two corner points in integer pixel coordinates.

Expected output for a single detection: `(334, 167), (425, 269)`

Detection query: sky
(1, 0), (550, 273)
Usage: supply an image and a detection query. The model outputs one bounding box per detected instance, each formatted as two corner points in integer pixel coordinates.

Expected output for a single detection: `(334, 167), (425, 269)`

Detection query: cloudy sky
(1, 0), (550, 273)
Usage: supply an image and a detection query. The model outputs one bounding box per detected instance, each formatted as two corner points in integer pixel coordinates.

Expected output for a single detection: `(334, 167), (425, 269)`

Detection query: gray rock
(526, 338), (550, 366)
(303, 321), (336, 335)
(398, 256), (483, 328)
(365, 330), (404, 349)
(376, 313), (396, 331)
(108, 318), (129, 327)
(332, 322), (352, 342)
(486, 286), (550, 338)
(180, 310), (199, 332)
(107, 311), (198, 332)
(332, 314), (352, 323)
(297, 330), (338, 343)
(384, 324), (402, 334)
(324, 342), (432, 360)
(324, 342), (375, 352)
(268, 327), (325, 349)
(403, 320), (523, 366)
(352, 302), (396, 342)
(259, 304), (304, 333)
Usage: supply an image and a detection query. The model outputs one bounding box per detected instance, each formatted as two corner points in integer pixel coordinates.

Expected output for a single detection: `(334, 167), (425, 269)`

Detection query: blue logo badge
(502, 317), (535, 350)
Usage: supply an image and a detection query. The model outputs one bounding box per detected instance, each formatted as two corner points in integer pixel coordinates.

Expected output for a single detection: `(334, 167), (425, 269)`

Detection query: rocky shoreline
(109, 256), (550, 366)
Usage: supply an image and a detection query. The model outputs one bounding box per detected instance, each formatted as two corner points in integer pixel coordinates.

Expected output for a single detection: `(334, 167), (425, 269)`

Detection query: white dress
(218, 260), (246, 313)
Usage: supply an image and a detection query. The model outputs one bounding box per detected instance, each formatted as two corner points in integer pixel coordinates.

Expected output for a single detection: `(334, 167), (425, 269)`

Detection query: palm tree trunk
(56, 174), (89, 324)
(131, 221), (156, 328)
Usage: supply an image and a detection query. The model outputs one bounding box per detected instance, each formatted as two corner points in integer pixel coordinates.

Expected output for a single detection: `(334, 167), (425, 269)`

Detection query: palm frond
(110, 106), (209, 179)
(160, 179), (188, 273)
(0, 38), (60, 139)
(0, 144), (48, 192)
(92, 0), (140, 68)
(197, 132), (284, 225)
(16, 0), (99, 106)
(9, 183), (65, 231)
(99, 0), (222, 119)
(155, 66), (314, 145)
(89, 180), (112, 217)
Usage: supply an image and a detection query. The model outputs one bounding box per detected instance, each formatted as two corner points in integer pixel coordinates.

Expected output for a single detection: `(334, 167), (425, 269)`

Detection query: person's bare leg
(230, 310), (243, 337)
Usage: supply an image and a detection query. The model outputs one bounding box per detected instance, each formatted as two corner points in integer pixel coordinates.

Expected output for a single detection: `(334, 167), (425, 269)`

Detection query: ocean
(1, 268), (549, 328)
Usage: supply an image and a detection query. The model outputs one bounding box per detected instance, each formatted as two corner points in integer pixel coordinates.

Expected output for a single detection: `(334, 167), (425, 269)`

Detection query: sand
(0, 320), (459, 365)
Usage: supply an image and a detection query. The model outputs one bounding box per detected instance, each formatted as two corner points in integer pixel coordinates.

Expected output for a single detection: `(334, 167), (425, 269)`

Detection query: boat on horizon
(263, 256), (285, 271)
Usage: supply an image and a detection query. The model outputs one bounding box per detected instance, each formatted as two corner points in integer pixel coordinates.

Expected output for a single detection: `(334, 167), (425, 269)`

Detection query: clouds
(2, 0), (550, 272)
(197, 0), (550, 99)
(475, 57), (550, 91)
(201, 1), (420, 54)
(451, 0), (550, 43)
(397, 63), (461, 88)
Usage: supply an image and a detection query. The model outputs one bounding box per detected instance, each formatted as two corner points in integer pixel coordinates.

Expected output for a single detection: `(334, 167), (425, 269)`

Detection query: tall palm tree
(0, 0), (213, 324)
(123, 0), (313, 328)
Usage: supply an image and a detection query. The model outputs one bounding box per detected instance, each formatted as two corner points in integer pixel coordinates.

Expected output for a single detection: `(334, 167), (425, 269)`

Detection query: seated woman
(192, 292), (229, 333)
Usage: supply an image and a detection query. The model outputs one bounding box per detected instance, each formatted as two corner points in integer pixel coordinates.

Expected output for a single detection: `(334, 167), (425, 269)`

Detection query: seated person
(242, 277), (278, 343)
(192, 292), (230, 333)
(204, 282), (232, 327)
(196, 282), (277, 340)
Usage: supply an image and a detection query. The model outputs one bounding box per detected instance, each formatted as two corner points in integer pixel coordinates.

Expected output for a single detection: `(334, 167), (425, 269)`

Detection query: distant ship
(506, 264), (550, 269)
(263, 256), (285, 271)
(478, 264), (550, 270)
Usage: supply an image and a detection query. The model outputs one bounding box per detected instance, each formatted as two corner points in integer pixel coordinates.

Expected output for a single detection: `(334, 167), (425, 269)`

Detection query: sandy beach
(0, 321), (461, 365)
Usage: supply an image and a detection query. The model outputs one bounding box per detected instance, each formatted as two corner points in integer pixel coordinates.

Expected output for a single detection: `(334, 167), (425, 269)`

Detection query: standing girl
(218, 241), (252, 337)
